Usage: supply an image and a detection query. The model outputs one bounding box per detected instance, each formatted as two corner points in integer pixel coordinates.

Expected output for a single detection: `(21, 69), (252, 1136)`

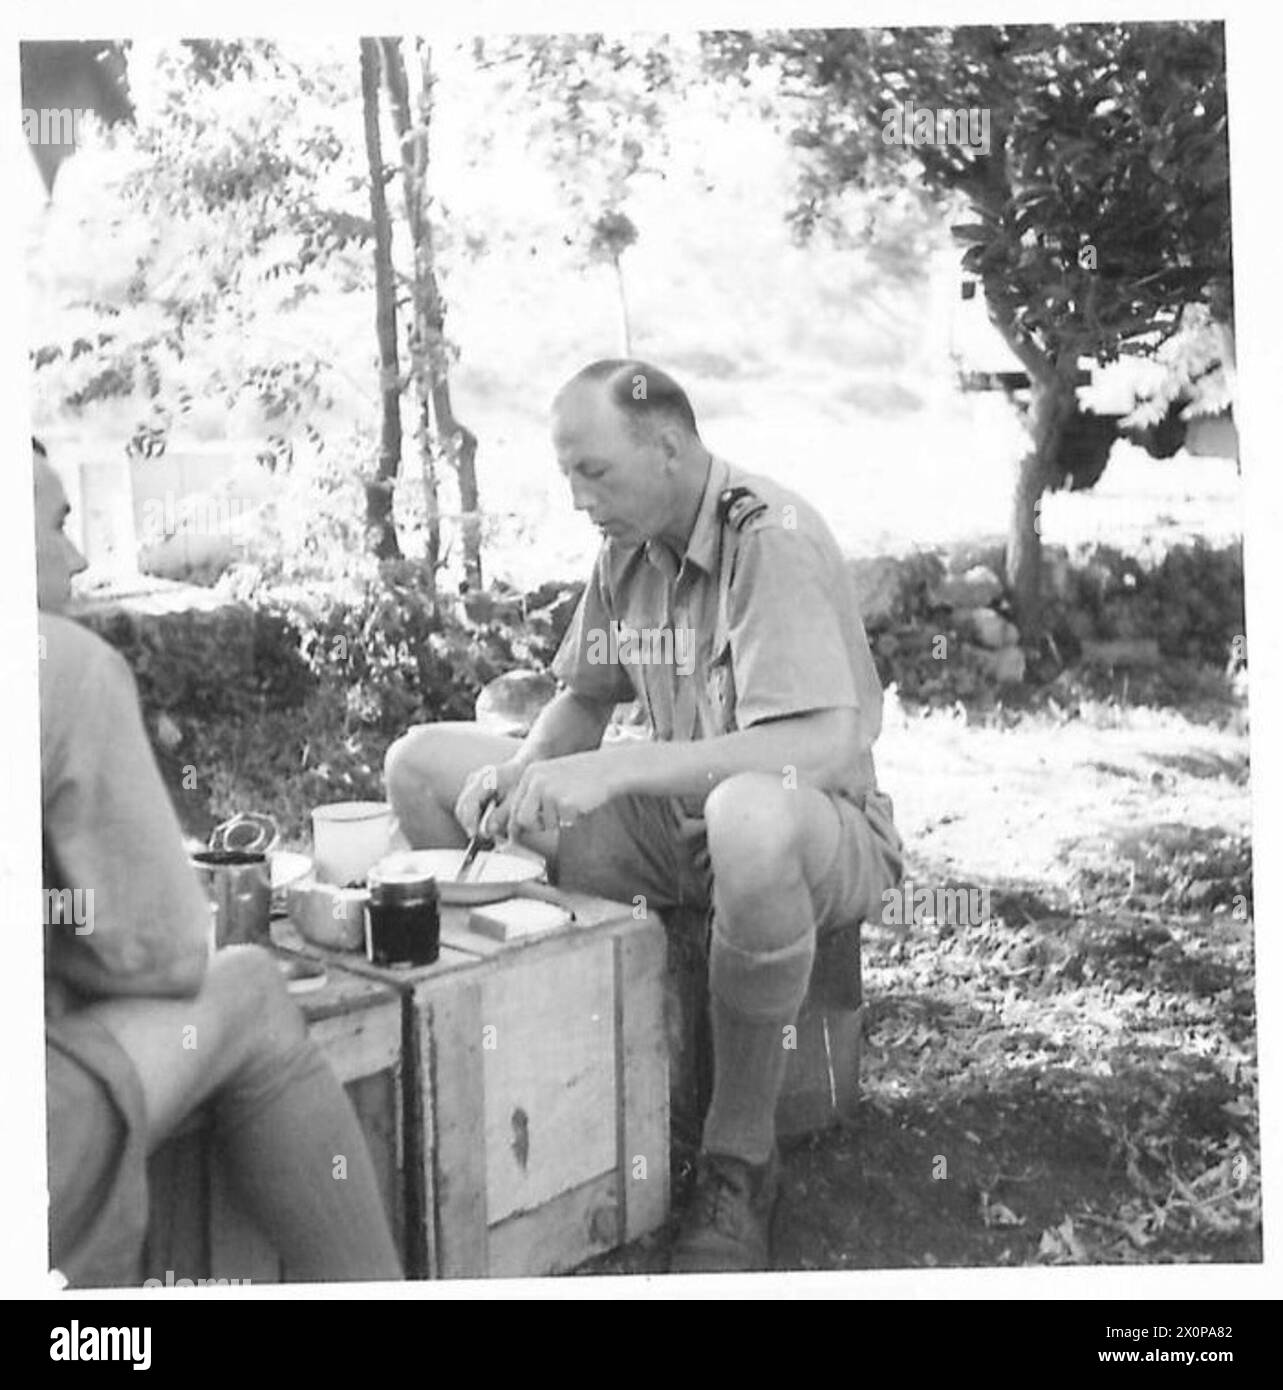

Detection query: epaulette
(717, 485), (769, 533)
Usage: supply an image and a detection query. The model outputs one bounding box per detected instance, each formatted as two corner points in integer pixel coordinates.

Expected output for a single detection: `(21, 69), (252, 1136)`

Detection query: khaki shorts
(46, 1011), (150, 1289)
(555, 786), (903, 936)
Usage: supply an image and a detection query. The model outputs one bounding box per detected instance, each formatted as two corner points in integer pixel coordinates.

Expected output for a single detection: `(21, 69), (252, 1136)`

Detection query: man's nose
(66, 538), (88, 575)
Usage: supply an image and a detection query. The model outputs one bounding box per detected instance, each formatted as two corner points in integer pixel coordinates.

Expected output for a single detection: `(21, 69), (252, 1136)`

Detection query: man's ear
(656, 423), (685, 472)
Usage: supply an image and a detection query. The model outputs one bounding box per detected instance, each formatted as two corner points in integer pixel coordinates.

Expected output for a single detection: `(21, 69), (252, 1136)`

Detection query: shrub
(260, 561), (584, 740)
(77, 602), (312, 721)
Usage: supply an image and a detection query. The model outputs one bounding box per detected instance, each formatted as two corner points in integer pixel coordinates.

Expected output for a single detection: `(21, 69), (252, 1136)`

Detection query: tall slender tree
(359, 36), (403, 561)
(380, 37), (481, 590)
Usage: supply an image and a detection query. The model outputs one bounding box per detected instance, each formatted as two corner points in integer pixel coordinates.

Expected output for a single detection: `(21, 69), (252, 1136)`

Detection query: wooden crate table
(283, 893), (669, 1280)
(142, 952), (404, 1285)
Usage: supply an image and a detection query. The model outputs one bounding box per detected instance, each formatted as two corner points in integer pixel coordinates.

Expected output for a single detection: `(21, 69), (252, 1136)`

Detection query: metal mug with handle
(191, 813), (279, 948)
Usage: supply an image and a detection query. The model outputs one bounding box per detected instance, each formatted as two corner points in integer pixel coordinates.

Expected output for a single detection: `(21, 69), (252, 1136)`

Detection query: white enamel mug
(311, 801), (396, 887)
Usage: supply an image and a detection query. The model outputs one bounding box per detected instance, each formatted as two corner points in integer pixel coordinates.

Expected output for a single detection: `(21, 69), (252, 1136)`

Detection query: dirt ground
(583, 675), (1258, 1274)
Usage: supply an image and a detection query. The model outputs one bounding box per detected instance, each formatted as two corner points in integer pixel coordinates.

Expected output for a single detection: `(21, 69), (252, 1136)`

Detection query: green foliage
(587, 209), (639, 265)
(103, 562), (582, 840)
(187, 685), (387, 843)
(483, 33), (681, 260)
(30, 40), (367, 454)
(710, 22), (1232, 358)
(1049, 539), (1245, 665)
(264, 562), (581, 738)
(79, 603), (311, 722)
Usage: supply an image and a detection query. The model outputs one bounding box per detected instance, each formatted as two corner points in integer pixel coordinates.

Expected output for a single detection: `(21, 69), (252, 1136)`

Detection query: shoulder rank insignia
(717, 486), (769, 533)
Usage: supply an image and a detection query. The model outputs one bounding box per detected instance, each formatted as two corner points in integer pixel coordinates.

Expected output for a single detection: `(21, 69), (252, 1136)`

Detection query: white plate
(375, 847), (544, 888)
(271, 850), (314, 892)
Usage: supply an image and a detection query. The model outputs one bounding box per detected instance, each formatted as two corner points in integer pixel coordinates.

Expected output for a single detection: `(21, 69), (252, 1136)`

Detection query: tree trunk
(382, 38), (482, 592)
(979, 262), (1080, 641)
(418, 395), (441, 576)
(358, 37), (402, 561)
(380, 37), (439, 583)
(1006, 364), (1078, 638)
(613, 255), (632, 355)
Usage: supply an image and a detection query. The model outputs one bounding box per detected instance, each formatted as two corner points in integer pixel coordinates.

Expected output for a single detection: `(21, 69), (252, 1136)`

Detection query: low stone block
(937, 564), (1004, 609)
(971, 644), (1027, 684)
(958, 607), (1021, 649)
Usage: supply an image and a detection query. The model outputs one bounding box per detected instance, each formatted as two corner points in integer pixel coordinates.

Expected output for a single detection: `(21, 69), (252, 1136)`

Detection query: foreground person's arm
(40, 614), (210, 1003)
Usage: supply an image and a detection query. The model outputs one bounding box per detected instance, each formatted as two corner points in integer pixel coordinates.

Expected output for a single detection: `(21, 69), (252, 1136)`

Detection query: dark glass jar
(366, 868), (440, 967)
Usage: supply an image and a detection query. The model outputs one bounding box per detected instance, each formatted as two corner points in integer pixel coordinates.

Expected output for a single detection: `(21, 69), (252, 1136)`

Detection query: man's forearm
(515, 688), (613, 767)
(599, 708), (858, 802)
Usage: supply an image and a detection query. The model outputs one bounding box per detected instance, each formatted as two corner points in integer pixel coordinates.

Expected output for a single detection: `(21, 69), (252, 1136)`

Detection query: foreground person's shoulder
(38, 613), (133, 692)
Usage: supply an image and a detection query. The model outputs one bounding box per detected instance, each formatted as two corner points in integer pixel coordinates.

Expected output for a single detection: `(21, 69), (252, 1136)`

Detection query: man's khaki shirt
(552, 455), (885, 810)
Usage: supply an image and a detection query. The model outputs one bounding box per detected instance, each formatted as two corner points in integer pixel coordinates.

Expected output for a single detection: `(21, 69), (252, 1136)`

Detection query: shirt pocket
(704, 639), (737, 735)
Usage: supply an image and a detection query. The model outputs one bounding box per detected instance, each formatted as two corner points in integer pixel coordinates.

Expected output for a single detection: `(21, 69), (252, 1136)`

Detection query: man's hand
(491, 752), (616, 838)
(454, 758), (527, 838)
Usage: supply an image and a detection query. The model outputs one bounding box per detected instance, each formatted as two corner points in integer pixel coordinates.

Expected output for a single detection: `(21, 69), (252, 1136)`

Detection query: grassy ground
(582, 678), (1257, 1273)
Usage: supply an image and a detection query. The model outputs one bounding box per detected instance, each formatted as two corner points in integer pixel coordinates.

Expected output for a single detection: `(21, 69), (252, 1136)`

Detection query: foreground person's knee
(206, 945), (306, 1048)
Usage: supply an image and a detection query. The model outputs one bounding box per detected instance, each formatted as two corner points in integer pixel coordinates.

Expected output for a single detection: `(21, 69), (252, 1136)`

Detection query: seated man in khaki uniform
(35, 441), (401, 1287)
(385, 361), (903, 1272)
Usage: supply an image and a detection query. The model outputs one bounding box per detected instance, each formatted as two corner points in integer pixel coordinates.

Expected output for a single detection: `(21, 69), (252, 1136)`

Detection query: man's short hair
(559, 359), (700, 441)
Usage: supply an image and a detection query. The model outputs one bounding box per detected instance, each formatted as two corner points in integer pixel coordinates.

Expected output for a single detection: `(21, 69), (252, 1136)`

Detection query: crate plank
(307, 999), (401, 1085)
(825, 1004), (865, 1125)
(308, 901), (670, 1279)
(285, 937), (483, 984)
(487, 1169), (620, 1279)
(347, 1068), (405, 1264)
(427, 979), (489, 1279)
(480, 939), (616, 1223)
(777, 1006), (845, 1139)
(617, 923), (670, 1242)
(402, 986), (430, 1278)
(296, 964), (402, 1022)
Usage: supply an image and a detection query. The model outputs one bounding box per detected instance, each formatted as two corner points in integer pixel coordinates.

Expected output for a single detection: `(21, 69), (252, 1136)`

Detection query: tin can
(192, 848), (272, 949)
(191, 813), (280, 949)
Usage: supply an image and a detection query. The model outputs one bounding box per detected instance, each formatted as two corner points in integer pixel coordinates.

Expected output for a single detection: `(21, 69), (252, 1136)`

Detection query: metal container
(192, 813), (279, 949)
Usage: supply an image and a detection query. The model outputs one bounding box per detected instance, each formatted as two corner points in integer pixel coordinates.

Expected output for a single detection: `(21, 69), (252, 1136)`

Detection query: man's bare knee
(385, 724), (447, 802)
(385, 722), (514, 809)
(706, 773), (805, 889)
(203, 945), (306, 1052)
